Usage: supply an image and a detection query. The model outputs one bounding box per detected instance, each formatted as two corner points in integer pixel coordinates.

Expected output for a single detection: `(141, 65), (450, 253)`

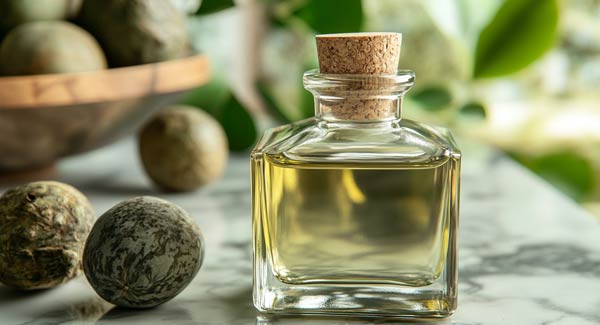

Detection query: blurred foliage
(187, 0), (598, 204)
(184, 0), (258, 152)
(294, 0), (363, 33)
(195, 0), (235, 15)
(181, 77), (257, 151)
(474, 0), (559, 78)
(458, 102), (487, 119)
(410, 86), (453, 111)
(257, 82), (290, 122)
(257, 80), (313, 123)
(512, 152), (595, 201)
(218, 95), (258, 151)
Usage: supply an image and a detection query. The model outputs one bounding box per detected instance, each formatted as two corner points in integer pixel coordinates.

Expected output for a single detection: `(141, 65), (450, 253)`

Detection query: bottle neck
(315, 96), (403, 122)
(304, 69), (414, 124)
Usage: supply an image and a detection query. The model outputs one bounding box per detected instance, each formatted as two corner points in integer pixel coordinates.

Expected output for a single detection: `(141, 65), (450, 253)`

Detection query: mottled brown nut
(138, 105), (229, 192)
(0, 181), (95, 290)
(83, 196), (204, 308)
(0, 21), (107, 76)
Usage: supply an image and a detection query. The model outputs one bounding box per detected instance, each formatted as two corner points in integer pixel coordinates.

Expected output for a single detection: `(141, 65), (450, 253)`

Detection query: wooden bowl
(0, 54), (210, 179)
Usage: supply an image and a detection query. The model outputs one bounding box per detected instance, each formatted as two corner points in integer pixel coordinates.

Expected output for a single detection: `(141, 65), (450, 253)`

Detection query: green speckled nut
(83, 196), (204, 308)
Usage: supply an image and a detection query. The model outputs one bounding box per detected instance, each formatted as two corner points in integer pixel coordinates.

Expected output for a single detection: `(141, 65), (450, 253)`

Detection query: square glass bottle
(251, 33), (460, 318)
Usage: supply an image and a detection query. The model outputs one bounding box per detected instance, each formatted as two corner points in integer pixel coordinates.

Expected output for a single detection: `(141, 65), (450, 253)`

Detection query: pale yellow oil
(257, 153), (456, 287)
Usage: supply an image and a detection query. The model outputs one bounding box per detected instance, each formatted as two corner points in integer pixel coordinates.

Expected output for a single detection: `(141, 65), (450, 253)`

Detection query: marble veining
(0, 139), (599, 325)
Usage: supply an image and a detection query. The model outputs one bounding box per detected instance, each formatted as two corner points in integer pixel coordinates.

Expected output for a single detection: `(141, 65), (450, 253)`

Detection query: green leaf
(179, 77), (230, 113)
(514, 151), (595, 201)
(473, 0), (558, 78)
(299, 63), (317, 119)
(410, 86), (452, 111)
(217, 95), (258, 151)
(294, 0), (363, 34)
(257, 79), (315, 123)
(257, 82), (292, 123)
(458, 102), (486, 119)
(195, 0), (235, 15)
(180, 78), (257, 151)
(299, 87), (315, 120)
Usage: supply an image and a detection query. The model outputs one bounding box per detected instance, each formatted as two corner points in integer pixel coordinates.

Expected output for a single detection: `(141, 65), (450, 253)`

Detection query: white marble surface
(1, 139), (600, 325)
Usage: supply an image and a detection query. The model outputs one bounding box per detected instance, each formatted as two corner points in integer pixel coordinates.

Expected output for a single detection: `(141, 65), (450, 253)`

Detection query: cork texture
(315, 33), (402, 120)
(320, 98), (397, 120)
(316, 33), (401, 74)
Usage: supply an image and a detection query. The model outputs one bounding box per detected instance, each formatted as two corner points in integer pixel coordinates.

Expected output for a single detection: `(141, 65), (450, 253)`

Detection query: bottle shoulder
(252, 118), (461, 165)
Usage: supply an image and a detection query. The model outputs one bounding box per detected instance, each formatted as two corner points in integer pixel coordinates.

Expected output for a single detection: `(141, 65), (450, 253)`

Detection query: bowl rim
(0, 54), (210, 110)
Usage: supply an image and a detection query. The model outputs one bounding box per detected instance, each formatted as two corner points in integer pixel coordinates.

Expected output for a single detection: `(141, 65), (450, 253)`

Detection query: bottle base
(253, 284), (456, 318)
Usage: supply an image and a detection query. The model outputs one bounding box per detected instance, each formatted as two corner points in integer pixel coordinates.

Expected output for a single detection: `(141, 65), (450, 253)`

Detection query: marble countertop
(1, 139), (599, 325)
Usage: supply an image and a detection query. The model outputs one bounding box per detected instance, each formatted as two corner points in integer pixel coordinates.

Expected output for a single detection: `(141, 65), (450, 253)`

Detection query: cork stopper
(314, 33), (403, 120)
(316, 32), (401, 74)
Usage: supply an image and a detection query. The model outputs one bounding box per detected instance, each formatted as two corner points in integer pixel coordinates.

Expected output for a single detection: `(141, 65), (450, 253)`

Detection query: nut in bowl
(0, 54), (211, 180)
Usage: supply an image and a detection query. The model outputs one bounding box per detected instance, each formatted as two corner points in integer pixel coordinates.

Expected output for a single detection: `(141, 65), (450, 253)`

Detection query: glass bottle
(251, 33), (460, 318)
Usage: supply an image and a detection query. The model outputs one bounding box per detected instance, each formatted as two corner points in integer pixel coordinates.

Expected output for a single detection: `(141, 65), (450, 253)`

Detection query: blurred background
(184, 0), (600, 215)
(1, 0), (600, 214)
